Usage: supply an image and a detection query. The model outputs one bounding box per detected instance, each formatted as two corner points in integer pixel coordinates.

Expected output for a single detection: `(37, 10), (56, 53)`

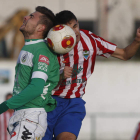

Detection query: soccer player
(42, 10), (140, 140)
(0, 6), (59, 140)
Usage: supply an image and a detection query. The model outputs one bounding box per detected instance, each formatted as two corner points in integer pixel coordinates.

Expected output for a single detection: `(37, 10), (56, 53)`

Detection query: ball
(47, 24), (76, 54)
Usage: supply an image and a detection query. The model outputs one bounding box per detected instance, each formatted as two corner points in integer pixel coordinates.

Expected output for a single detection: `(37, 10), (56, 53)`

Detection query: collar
(25, 39), (45, 45)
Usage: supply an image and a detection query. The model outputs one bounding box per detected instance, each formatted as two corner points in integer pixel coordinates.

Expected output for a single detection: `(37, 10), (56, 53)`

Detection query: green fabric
(8, 39), (59, 112)
(0, 101), (9, 114)
(7, 78), (45, 109)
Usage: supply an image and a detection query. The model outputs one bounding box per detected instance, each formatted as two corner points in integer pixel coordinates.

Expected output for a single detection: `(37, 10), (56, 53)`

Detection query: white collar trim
(25, 39), (45, 45)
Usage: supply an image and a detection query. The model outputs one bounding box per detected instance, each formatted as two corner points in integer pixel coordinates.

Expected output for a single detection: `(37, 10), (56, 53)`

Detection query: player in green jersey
(0, 6), (59, 140)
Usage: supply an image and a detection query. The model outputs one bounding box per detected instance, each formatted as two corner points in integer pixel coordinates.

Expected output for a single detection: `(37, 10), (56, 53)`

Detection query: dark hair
(36, 6), (56, 38)
(55, 10), (77, 25)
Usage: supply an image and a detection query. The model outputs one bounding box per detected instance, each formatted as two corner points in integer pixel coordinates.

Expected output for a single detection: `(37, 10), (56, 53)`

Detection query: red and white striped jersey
(0, 111), (13, 140)
(52, 29), (117, 98)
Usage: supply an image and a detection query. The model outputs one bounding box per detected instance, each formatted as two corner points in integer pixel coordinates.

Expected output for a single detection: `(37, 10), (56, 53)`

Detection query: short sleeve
(89, 31), (117, 58)
(31, 48), (51, 82)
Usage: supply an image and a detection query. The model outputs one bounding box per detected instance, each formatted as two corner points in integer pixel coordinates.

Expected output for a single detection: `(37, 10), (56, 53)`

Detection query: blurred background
(0, 0), (140, 139)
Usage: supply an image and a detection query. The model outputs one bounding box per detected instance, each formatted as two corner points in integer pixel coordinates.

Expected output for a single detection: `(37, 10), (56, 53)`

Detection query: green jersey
(7, 39), (59, 112)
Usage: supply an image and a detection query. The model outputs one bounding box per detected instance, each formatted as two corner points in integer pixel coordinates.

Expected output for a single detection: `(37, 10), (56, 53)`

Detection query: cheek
(26, 22), (36, 30)
(75, 29), (80, 35)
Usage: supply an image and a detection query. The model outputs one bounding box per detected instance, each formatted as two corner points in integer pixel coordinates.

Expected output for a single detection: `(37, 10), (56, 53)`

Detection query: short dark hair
(36, 6), (56, 38)
(55, 10), (77, 25)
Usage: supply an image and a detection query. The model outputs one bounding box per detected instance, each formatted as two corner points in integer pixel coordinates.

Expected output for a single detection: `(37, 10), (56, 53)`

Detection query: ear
(37, 24), (45, 32)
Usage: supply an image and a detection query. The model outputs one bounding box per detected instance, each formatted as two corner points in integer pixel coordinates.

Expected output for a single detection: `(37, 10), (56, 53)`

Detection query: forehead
(31, 11), (43, 18)
(67, 19), (78, 26)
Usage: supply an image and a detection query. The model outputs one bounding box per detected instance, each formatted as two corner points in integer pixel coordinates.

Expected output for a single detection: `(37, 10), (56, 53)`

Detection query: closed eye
(30, 14), (34, 18)
(73, 24), (78, 28)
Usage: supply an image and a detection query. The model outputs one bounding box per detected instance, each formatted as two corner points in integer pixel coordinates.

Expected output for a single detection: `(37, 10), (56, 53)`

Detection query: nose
(24, 15), (29, 21)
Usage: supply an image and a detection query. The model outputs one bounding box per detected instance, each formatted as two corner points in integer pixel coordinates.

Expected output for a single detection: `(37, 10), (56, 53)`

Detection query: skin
(56, 132), (76, 140)
(58, 19), (140, 140)
(20, 11), (45, 39)
(6, 94), (14, 113)
(66, 19), (80, 44)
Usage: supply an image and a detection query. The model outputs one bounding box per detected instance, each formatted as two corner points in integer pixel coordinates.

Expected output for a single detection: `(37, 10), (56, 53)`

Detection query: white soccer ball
(47, 24), (76, 54)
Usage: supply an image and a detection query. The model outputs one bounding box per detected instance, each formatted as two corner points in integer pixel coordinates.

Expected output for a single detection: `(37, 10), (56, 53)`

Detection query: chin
(19, 27), (25, 32)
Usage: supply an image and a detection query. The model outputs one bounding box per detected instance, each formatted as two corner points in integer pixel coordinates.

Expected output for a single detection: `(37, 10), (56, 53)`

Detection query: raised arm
(111, 27), (140, 60)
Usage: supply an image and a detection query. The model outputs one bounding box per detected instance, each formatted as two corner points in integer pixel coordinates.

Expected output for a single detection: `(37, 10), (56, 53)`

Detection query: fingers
(63, 66), (73, 79)
(135, 27), (140, 42)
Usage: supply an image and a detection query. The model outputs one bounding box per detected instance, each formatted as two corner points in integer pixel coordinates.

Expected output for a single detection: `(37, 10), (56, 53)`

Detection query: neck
(23, 32), (43, 40)
(24, 35), (43, 40)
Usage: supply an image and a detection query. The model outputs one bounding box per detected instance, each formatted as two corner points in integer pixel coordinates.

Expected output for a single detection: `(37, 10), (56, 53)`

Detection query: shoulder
(80, 29), (99, 39)
(35, 42), (55, 56)
(34, 42), (58, 63)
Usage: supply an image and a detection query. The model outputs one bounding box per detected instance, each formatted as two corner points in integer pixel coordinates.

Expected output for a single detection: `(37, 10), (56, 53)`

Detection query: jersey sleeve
(89, 31), (117, 58)
(6, 78), (45, 110)
(31, 48), (51, 82)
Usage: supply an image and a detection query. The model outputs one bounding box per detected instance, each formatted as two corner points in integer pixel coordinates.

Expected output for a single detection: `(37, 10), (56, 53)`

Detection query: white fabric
(25, 39), (44, 45)
(32, 71), (48, 82)
(17, 50), (34, 67)
(8, 108), (47, 140)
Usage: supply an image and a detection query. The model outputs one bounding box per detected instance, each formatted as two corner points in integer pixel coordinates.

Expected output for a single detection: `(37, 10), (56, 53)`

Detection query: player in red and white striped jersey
(52, 29), (116, 98)
(43, 11), (140, 140)
(0, 93), (13, 140)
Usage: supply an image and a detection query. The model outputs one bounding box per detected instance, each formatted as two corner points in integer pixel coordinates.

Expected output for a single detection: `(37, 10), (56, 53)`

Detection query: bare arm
(111, 27), (140, 60)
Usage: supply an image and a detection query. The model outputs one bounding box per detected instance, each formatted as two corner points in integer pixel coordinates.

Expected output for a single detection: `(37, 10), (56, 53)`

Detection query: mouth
(21, 21), (26, 28)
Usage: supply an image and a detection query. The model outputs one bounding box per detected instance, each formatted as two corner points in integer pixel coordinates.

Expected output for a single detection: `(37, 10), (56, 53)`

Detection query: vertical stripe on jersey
(84, 31), (97, 74)
(53, 52), (71, 97)
(66, 44), (79, 98)
(76, 35), (89, 97)
(70, 42), (84, 98)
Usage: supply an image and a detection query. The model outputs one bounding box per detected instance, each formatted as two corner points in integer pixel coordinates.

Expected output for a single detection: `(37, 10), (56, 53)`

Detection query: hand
(61, 66), (73, 79)
(135, 27), (140, 42)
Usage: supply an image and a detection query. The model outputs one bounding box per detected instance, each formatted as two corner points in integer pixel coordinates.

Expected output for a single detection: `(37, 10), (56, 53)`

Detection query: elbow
(122, 49), (131, 61)
(123, 55), (133, 61)
(122, 57), (129, 61)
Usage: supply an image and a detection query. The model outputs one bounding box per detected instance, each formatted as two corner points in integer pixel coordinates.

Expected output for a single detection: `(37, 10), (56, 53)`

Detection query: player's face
(20, 11), (43, 36)
(66, 19), (80, 44)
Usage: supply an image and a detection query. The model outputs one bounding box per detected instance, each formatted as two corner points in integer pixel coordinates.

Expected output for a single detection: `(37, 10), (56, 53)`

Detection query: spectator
(0, 93), (14, 140)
